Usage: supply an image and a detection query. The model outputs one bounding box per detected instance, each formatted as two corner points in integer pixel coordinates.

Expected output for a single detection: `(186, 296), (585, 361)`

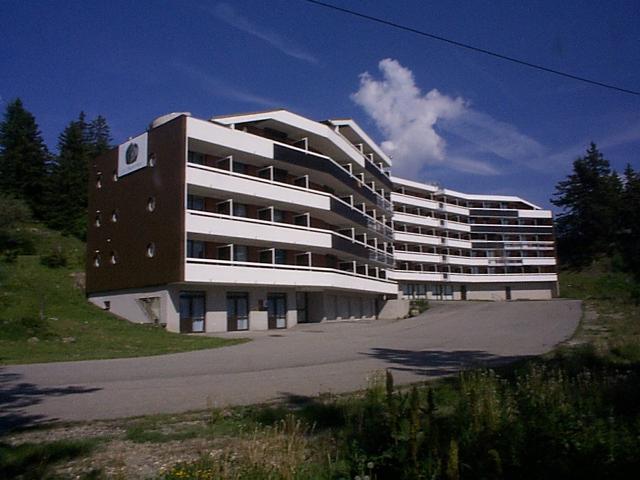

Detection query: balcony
(388, 270), (558, 283)
(187, 164), (393, 241)
(184, 258), (398, 294)
(186, 210), (393, 267)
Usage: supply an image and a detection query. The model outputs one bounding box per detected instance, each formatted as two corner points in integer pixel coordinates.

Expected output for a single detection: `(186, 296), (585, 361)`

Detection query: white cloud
(351, 58), (544, 177)
(211, 3), (318, 65)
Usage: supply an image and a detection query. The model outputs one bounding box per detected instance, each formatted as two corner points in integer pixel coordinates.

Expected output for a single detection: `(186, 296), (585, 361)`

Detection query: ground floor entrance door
(443, 285), (454, 300)
(227, 292), (249, 331)
(267, 293), (287, 329)
(179, 291), (205, 333)
(296, 292), (308, 323)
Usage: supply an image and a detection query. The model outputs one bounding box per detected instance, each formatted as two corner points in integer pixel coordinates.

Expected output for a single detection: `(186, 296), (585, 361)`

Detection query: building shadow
(0, 370), (102, 434)
(363, 348), (531, 377)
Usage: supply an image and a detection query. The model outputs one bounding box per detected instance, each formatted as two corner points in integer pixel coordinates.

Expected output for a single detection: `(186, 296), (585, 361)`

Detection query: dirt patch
(4, 415), (231, 479)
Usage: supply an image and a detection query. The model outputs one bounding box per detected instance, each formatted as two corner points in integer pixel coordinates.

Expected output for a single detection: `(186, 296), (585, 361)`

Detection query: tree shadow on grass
(363, 348), (532, 377)
(0, 370), (101, 434)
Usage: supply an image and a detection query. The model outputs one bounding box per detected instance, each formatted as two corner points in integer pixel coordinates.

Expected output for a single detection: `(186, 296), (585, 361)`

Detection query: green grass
(0, 224), (246, 365)
(0, 439), (98, 479)
(559, 264), (640, 363)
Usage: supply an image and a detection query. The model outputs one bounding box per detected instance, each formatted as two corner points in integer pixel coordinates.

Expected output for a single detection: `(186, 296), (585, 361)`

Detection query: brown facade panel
(86, 116), (187, 294)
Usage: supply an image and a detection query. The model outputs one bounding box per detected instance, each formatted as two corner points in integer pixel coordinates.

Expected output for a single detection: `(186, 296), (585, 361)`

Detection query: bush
(409, 299), (429, 316)
(40, 246), (67, 268)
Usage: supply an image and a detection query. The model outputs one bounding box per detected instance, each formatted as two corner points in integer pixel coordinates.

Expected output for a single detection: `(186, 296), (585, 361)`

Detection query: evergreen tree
(551, 143), (622, 267)
(88, 115), (112, 158)
(0, 98), (50, 217)
(47, 112), (92, 238)
(620, 164), (640, 278)
(46, 112), (113, 239)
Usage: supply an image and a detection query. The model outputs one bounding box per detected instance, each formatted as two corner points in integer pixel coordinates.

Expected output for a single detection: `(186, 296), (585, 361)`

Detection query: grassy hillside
(0, 224), (245, 365)
(559, 261), (640, 363)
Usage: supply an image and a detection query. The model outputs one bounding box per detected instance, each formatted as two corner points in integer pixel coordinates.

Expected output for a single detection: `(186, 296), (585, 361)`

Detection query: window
(260, 249), (273, 263)
(187, 151), (205, 165)
(148, 153), (156, 167)
(112, 170), (118, 182)
(234, 245), (248, 262)
(93, 252), (101, 267)
(110, 251), (118, 265)
(187, 240), (205, 258)
(273, 209), (285, 223)
(96, 173), (102, 189)
(146, 243), (156, 258)
(94, 212), (102, 227)
(294, 213), (309, 227)
(187, 194), (205, 211)
(111, 209), (118, 222)
(273, 168), (288, 183)
(147, 197), (156, 212)
(232, 161), (248, 174)
(233, 203), (247, 217)
(274, 249), (287, 265)
(258, 208), (272, 221)
(217, 245), (232, 261)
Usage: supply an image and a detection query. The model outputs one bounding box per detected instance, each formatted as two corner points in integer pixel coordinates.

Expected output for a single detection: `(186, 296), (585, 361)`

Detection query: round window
(96, 173), (102, 189)
(95, 212), (102, 227)
(110, 251), (118, 265)
(93, 253), (101, 267)
(147, 197), (156, 212)
(111, 209), (118, 222)
(112, 170), (118, 182)
(146, 243), (156, 258)
(148, 153), (156, 167)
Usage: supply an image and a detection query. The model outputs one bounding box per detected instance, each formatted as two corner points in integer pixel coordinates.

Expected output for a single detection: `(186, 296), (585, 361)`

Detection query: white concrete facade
(391, 176), (558, 302)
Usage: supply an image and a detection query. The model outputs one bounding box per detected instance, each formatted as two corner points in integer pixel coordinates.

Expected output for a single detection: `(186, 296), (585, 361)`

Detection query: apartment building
(86, 110), (397, 333)
(86, 110), (557, 333)
(390, 177), (558, 301)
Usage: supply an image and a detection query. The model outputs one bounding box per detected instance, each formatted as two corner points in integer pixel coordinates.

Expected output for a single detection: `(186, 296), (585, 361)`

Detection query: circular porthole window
(93, 252), (101, 267)
(95, 212), (102, 227)
(111, 209), (118, 222)
(147, 197), (156, 212)
(148, 153), (156, 167)
(110, 251), (118, 265)
(112, 170), (118, 182)
(146, 243), (156, 258)
(96, 172), (102, 189)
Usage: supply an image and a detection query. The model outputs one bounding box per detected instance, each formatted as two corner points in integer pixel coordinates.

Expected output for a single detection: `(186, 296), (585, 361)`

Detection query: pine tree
(0, 98), (50, 217)
(620, 164), (640, 278)
(46, 113), (112, 239)
(551, 143), (622, 267)
(88, 115), (112, 158)
(47, 112), (92, 238)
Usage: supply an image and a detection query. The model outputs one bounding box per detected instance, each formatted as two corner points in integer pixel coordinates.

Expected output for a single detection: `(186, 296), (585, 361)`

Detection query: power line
(302, 0), (639, 96)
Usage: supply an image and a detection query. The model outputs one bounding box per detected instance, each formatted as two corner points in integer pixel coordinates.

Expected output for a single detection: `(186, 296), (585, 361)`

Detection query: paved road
(0, 300), (581, 430)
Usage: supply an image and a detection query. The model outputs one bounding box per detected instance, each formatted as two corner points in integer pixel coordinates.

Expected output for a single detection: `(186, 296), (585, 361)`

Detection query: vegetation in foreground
(3, 266), (639, 479)
(0, 222), (245, 365)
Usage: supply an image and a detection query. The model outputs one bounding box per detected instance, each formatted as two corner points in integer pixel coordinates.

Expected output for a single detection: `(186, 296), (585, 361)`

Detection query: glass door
(296, 292), (308, 323)
(267, 293), (287, 329)
(179, 292), (206, 333)
(227, 293), (249, 331)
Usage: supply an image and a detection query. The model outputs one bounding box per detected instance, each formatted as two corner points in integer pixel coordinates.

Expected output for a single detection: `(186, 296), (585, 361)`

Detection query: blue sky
(1, 0), (638, 209)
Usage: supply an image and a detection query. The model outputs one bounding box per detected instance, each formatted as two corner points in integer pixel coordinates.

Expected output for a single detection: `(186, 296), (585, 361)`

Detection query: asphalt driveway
(0, 299), (581, 430)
